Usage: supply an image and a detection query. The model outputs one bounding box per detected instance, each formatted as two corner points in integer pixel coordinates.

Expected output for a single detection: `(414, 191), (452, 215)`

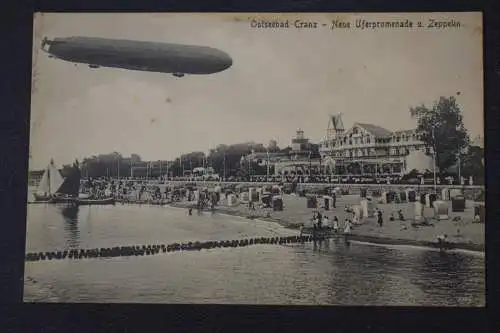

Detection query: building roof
(329, 114), (345, 131)
(355, 123), (393, 138)
(392, 129), (415, 135)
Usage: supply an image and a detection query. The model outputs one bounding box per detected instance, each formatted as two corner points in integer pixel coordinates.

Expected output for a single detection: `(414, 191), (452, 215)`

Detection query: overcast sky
(30, 12), (483, 170)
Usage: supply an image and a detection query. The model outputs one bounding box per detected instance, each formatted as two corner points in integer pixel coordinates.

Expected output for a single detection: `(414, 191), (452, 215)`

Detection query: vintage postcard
(26, 12), (484, 306)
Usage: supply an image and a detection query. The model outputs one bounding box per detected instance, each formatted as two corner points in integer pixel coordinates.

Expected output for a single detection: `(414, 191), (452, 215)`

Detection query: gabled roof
(355, 123), (392, 138)
(393, 129), (415, 135)
(328, 114), (345, 131)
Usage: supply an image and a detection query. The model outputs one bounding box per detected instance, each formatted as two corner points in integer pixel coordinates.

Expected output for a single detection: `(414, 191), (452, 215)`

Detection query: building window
(366, 137), (371, 144)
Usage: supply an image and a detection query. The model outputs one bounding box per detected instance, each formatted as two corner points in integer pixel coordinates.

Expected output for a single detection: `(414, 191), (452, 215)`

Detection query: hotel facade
(318, 114), (434, 177)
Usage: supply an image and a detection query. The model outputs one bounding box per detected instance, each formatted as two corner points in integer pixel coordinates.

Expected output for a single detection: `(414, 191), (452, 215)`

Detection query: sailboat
(51, 162), (81, 204)
(33, 159), (65, 202)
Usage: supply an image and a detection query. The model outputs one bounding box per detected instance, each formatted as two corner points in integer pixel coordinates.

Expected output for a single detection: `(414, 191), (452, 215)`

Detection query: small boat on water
(49, 161), (81, 204)
(32, 159), (65, 202)
(76, 197), (115, 205)
(30, 160), (82, 204)
(50, 195), (78, 204)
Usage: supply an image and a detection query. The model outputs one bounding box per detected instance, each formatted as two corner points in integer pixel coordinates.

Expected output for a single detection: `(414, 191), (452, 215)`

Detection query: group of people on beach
(80, 179), (172, 201)
(310, 211), (351, 235)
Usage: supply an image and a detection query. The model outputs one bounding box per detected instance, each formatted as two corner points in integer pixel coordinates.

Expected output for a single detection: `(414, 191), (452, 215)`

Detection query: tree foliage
(411, 96), (469, 172)
(62, 141), (284, 179)
(77, 153), (141, 178)
(461, 145), (484, 183)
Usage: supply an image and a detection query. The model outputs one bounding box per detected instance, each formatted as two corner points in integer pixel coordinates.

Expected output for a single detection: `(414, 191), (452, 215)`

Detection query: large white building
(318, 114), (434, 177)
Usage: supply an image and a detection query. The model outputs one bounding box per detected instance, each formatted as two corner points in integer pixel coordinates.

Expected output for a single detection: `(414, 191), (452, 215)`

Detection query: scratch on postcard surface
(30, 13), (45, 150)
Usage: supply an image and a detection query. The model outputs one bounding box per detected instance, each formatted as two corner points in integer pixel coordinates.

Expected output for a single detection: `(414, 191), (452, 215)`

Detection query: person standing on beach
(333, 216), (339, 233)
(343, 219), (351, 234)
(312, 213), (318, 229)
(377, 209), (383, 227)
(322, 215), (329, 229)
(352, 211), (359, 225)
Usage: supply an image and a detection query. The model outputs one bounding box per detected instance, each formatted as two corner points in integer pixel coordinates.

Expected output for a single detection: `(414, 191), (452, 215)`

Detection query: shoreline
(167, 201), (484, 254)
(27, 198), (484, 254)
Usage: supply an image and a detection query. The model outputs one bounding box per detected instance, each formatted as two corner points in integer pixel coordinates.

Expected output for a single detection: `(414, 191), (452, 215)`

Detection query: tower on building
(296, 129), (305, 140)
(327, 113), (345, 140)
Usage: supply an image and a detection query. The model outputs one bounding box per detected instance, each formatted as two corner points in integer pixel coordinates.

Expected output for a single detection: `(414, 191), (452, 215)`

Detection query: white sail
(48, 163), (64, 194)
(36, 168), (50, 194)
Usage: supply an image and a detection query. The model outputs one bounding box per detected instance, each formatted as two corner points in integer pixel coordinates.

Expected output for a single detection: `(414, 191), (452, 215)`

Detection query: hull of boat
(33, 193), (52, 201)
(76, 198), (115, 205)
(29, 199), (52, 204)
(50, 197), (78, 204)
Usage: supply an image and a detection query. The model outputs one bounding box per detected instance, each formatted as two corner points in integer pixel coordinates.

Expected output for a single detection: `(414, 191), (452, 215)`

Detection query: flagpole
(432, 127), (437, 193)
(223, 153), (227, 181)
(180, 156), (184, 177)
(266, 149), (270, 182)
(308, 151), (312, 179)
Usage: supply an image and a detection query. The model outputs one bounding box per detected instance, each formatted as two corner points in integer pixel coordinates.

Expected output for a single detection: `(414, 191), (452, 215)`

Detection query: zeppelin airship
(41, 36), (233, 78)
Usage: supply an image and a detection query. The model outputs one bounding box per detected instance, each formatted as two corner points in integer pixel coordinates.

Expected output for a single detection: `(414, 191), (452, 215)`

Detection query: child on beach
(377, 209), (383, 227)
(322, 215), (330, 229)
(333, 216), (339, 233)
(343, 219), (351, 235)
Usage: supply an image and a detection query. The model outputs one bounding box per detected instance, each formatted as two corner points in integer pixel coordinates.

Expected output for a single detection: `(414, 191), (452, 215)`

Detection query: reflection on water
(24, 204), (485, 306)
(60, 205), (80, 248)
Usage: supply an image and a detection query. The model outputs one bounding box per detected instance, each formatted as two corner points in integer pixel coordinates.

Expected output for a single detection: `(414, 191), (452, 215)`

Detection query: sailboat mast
(47, 165), (51, 194)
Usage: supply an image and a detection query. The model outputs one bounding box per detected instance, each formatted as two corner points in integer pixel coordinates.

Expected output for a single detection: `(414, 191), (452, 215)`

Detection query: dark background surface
(0, 0), (497, 332)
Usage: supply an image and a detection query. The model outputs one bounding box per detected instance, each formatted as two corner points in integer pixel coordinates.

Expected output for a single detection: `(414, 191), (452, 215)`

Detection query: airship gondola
(41, 36), (233, 77)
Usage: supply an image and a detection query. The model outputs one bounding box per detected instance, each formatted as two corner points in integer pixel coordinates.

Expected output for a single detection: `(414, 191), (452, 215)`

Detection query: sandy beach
(170, 193), (484, 252)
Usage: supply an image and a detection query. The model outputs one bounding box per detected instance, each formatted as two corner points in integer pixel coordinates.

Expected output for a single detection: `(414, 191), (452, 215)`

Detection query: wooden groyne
(24, 235), (324, 262)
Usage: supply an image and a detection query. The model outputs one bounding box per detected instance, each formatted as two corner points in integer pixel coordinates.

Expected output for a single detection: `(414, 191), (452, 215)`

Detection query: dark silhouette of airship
(41, 36), (233, 77)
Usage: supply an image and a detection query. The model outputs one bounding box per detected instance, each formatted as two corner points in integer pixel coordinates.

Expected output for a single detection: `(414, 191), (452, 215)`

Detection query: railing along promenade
(153, 180), (484, 190)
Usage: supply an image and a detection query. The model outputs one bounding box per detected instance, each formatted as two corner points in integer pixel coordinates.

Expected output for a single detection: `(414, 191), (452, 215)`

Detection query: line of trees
(49, 142), (292, 179)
